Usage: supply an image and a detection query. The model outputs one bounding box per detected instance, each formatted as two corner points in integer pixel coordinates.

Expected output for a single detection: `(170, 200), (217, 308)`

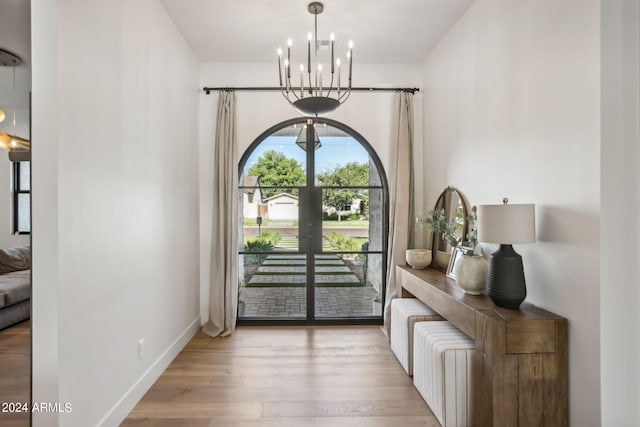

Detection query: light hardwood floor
(123, 326), (439, 426)
(0, 320), (30, 427)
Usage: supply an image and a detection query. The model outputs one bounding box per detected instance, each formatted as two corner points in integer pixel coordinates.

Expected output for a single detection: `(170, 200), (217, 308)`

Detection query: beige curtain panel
(203, 90), (239, 338)
(383, 91), (415, 336)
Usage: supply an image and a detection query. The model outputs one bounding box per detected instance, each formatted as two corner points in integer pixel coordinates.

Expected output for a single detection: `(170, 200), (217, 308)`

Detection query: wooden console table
(398, 265), (568, 427)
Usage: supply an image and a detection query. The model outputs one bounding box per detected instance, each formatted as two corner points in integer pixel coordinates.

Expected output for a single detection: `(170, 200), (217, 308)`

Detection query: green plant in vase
(417, 206), (478, 254)
(418, 206), (488, 294)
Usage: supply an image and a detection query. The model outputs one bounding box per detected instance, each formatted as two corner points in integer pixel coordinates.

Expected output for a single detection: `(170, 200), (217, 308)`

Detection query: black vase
(486, 244), (526, 309)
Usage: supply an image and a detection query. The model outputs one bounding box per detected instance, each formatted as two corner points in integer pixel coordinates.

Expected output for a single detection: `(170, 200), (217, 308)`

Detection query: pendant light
(0, 48), (29, 153)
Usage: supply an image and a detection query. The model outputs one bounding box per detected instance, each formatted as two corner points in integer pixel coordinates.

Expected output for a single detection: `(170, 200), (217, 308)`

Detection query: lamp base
(486, 244), (526, 309)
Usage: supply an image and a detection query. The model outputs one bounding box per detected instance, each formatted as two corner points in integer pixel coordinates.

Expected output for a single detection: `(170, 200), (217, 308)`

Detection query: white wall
(198, 62), (424, 321)
(422, 0), (600, 425)
(31, 0), (200, 425)
(601, 1), (640, 426)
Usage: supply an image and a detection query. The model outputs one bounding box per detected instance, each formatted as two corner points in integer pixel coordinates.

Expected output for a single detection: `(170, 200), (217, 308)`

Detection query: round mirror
(430, 186), (470, 270)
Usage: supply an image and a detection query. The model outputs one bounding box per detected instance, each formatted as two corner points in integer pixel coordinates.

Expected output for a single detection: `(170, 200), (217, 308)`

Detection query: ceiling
(0, 0), (474, 113)
(159, 0), (474, 63)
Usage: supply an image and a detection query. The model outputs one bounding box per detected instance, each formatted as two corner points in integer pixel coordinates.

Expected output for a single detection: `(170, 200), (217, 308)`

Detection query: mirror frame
(430, 186), (470, 270)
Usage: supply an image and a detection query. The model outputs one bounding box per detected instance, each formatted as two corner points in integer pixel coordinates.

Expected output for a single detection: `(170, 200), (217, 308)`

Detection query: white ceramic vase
(434, 250), (452, 270)
(405, 249), (432, 269)
(453, 254), (489, 295)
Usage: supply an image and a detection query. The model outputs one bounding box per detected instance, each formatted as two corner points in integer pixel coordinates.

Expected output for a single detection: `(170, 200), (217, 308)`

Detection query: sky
(243, 135), (371, 177)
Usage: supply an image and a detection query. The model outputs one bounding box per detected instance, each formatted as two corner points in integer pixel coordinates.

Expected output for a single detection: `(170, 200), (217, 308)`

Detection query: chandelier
(277, 2), (353, 117)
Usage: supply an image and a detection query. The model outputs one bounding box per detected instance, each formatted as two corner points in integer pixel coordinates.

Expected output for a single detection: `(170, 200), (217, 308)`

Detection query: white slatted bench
(413, 321), (474, 427)
(390, 298), (442, 375)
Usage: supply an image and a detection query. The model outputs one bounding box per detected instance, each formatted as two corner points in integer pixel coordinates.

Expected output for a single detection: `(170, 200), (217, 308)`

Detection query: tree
(247, 150), (305, 199)
(317, 162), (369, 221)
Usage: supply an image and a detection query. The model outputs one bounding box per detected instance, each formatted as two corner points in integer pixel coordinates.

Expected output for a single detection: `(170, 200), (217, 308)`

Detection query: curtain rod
(202, 86), (419, 95)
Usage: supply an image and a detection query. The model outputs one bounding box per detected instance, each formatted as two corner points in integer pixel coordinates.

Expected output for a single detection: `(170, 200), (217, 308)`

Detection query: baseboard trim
(97, 317), (201, 426)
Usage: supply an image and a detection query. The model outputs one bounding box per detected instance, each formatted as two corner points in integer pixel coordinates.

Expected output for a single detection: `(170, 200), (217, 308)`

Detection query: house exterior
(263, 193), (298, 221)
(241, 176), (263, 219)
(323, 198), (363, 217)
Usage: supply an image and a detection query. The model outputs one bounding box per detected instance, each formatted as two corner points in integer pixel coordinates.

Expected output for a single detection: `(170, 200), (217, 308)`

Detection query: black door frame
(237, 117), (389, 326)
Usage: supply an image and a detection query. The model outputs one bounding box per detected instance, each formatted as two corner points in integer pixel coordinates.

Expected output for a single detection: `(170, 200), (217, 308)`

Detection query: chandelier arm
(281, 87), (302, 103)
(286, 74), (294, 100)
(337, 88), (352, 104)
(282, 70), (301, 103)
(324, 74), (335, 98)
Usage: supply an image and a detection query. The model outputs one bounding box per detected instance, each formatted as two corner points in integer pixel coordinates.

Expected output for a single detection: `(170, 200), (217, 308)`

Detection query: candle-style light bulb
(287, 38), (292, 74)
(347, 50), (352, 87)
(330, 32), (335, 73)
(284, 57), (290, 83)
(307, 32), (312, 73)
(336, 58), (341, 95)
(348, 40), (354, 49)
(300, 64), (305, 97)
(277, 48), (283, 86)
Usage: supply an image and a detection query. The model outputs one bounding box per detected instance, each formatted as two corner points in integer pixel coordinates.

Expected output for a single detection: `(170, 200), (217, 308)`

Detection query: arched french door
(238, 117), (388, 324)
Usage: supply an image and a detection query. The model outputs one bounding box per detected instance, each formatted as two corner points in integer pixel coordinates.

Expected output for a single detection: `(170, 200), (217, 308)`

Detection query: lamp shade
(477, 204), (535, 244)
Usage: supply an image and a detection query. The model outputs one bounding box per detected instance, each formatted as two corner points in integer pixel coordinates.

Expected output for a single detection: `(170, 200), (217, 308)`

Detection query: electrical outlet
(137, 338), (144, 360)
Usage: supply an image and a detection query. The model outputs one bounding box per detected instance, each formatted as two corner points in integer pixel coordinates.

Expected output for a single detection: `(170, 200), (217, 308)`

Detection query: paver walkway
(241, 254), (380, 318)
(241, 286), (379, 318)
(247, 254), (361, 287)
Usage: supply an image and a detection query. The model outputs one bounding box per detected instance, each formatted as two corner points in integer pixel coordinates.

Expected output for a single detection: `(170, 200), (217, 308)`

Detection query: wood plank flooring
(123, 326), (438, 426)
(0, 320), (30, 427)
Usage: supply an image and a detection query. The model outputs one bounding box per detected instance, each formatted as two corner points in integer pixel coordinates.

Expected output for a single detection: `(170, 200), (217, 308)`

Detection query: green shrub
(244, 237), (273, 252)
(324, 231), (361, 254)
(323, 212), (339, 221)
(325, 231), (342, 245)
(348, 213), (360, 221)
(260, 231), (281, 246)
(243, 237), (273, 264)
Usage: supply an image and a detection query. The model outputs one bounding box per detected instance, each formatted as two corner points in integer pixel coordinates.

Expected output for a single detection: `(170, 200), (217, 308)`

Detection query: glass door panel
(238, 123), (309, 321)
(321, 188), (384, 252)
(240, 186), (303, 253)
(239, 254), (307, 319)
(314, 127), (382, 188)
(314, 253), (383, 319)
(241, 123), (308, 183)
